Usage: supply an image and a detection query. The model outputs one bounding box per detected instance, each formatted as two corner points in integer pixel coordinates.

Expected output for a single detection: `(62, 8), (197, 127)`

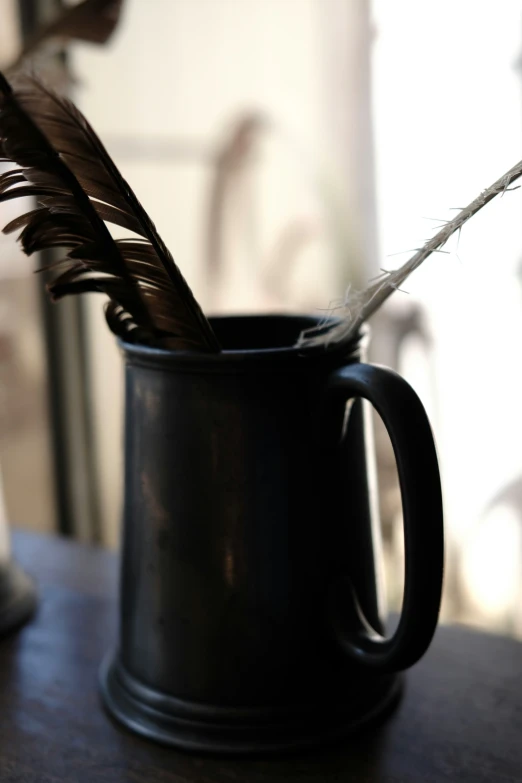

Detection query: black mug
(100, 314), (444, 754)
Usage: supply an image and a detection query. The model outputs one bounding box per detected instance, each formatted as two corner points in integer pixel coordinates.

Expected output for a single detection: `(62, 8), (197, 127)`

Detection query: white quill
(297, 159), (522, 350)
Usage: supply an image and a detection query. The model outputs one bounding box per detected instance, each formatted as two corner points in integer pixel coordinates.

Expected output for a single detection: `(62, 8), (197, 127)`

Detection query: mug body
(100, 315), (400, 753)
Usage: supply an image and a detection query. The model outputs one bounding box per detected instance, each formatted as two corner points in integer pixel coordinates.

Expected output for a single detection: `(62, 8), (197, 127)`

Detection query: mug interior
(209, 314), (325, 351)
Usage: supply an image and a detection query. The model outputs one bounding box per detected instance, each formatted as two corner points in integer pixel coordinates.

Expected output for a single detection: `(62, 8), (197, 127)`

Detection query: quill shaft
(298, 158), (522, 349)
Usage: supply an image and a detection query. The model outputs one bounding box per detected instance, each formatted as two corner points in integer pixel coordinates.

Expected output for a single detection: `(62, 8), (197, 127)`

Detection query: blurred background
(1, 0), (522, 637)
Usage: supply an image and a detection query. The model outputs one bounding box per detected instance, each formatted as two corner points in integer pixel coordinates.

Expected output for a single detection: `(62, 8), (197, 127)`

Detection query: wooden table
(1, 531), (521, 782)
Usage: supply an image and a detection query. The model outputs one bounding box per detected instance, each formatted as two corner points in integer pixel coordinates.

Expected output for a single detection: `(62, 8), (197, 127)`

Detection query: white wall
(371, 0), (522, 625)
(73, 0), (376, 546)
(67, 0), (522, 635)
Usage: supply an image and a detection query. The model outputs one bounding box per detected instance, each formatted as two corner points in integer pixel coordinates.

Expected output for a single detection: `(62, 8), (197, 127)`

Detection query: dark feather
(0, 72), (220, 351)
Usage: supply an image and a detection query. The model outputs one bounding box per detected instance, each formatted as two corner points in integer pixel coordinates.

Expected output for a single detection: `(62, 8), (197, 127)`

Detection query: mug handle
(326, 362), (444, 672)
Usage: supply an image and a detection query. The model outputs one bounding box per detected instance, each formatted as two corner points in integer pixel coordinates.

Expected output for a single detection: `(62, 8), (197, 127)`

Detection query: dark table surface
(2, 530), (522, 782)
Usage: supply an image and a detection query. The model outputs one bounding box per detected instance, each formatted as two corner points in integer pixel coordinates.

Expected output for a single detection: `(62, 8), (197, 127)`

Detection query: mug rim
(120, 314), (368, 371)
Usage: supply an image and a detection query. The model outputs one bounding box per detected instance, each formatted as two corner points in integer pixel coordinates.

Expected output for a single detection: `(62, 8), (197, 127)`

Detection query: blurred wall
(71, 0), (522, 640)
(371, 0), (522, 626)
(73, 0), (377, 547)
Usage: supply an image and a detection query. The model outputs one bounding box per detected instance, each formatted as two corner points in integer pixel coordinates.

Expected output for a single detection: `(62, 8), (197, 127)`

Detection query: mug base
(99, 651), (402, 755)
